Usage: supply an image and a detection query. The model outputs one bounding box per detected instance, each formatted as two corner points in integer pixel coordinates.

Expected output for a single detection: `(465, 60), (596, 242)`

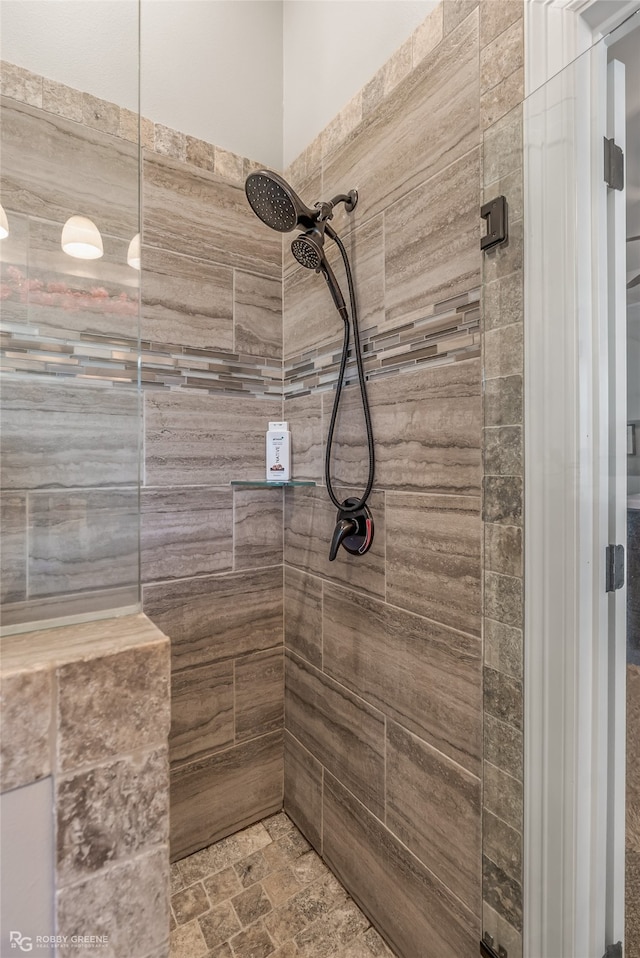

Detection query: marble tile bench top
(0, 612), (168, 675)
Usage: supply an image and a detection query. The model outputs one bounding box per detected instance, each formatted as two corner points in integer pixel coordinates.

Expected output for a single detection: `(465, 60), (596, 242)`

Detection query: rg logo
(9, 932), (33, 952)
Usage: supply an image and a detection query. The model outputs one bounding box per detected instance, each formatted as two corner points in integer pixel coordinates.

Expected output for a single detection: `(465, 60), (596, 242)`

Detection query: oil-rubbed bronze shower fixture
(245, 170), (375, 561)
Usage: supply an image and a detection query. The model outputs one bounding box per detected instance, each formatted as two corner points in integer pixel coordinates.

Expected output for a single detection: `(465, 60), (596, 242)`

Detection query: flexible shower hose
(323, 225), (375, 513)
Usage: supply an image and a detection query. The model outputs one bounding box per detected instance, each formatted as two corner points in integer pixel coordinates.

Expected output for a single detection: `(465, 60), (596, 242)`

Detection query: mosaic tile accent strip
(284, 288), (480, 397)
(1, 322), (282, 398)
(170, 812), (397, 958)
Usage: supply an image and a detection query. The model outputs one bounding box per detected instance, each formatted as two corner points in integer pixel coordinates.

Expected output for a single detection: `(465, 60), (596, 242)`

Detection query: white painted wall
(140, 1), (283, 167)
(1, 0), (436, 169)
(0, 1), (140, 112)
(282, 0), (436, 165)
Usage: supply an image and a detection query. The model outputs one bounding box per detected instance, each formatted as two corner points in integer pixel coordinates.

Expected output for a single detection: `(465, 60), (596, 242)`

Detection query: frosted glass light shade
(127, 233), (141, 270)
(61, 215), (103, 259)
(0, 203), (8, 240)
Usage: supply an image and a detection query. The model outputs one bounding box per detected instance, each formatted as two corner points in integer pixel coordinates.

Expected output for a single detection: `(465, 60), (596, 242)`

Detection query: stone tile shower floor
(170, 812), (397, 958)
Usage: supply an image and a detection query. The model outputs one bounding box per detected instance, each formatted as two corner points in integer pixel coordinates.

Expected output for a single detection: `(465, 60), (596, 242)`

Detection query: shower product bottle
(266, 421), (291, 482)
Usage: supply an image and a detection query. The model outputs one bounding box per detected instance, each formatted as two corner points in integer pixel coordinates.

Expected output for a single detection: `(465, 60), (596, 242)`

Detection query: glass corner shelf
(230, 480), (317, 488)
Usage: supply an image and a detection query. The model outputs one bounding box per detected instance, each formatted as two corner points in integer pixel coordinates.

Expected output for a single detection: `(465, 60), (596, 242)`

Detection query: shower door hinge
(480, 933), (507, 958)
(602, 942), (623, 958)
(604, 137), (624, 190)
(480, 195), (508, 252)
(605, 544), (625, 592)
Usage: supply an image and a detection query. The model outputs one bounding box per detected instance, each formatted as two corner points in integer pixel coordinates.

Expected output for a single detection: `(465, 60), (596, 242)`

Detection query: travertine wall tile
(57, 847), (170, 955)
(233, 489), (283, 570)
(384, 148), (481, 328)
(323, 360), (482, 495)
(1, 379), (139, 491)
(170, 662), (234, 766)
(235, 649), (285, 742)
(480, 19), (523, 97)
(480, 1), (523, 49)
(42, 78), (83, 122)
(385, 720), (481, 915)
(1, 61), (43, 107)
(284, 732), (323, 853)
(484, 571), (523, 630)
(286, 395), (323, 484)
(28, 489), (138, 598)
(484, 618), (522, 679)
(285, 487), (386, 600)
(1, 99), (138, 236)
(482, 475), (523, 526)
(323, 583), (482, 775)
(484, 270), (523, 331)
(144, 390), (277, 486)
(412, 6), (444, 65)
(484, 666), (522, 731)
(286, 652), (385, 818)
(83, 93), (119, 134)
(485, 523), (522, 577)
(284, 567), (322, 670)
(141, 487), (233, 583)
(170, 732), (283, 860)
(186, 136), (215, 171)
(322, 10), (479, 226)
(143, 152), (280, 277)
(154, 124), (187, 161)
(443, 0), (478, 35)
(0, 493), (26, 603)
(215, 147), (245, 185)
(142, 246), (234, 352)
(0, 668), (52, 791)
(323, 773), (480, 957)
(484, 424), (523, 476)
(482, 854), (522, 933)
(57, 642), (170, 772)
(234, 270), (283, 360)
(56, 747), (169, 885)
(484, 761), (523, 832)
(144, 568), (283, 672)
(386, 493), (482, 636)
(484, 375), (523, 427)
(484, 323), (523, 379)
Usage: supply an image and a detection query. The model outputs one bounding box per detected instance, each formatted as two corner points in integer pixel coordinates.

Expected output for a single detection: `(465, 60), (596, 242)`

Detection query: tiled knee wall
(0, 615), (171, 958)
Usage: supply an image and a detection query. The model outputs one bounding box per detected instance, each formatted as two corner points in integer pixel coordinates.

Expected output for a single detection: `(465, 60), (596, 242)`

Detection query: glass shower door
(0, 0), (142, 633)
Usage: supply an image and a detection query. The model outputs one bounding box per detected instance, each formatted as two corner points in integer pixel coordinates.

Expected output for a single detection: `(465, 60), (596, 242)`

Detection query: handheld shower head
(292, 225), (348, 321)
(291, 229), (323, 270)
(245, 170), (316, 233)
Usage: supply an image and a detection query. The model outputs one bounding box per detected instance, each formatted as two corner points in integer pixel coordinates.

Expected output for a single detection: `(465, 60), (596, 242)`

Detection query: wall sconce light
(127, 233), (141, 270)
(0, 203), (9, 240)
(61, 215), (103, 259)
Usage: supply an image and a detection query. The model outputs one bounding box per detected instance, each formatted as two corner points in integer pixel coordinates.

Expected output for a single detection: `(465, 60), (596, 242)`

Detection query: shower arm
(315, 191), (358, 222)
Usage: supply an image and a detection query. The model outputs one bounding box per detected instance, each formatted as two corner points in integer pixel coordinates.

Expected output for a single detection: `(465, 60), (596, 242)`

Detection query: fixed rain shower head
(245, 170), (316, 233)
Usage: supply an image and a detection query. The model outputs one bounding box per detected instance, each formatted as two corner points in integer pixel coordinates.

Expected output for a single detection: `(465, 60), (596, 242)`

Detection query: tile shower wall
(0, 614), (171, 958)
(480, 9), (525, 957)
(281, 3), (525, 957)
(282, 5), (483, 957)
(0, 84), (140, 628)
(138, 133), (285, 862)
(0, 63), (286, 862)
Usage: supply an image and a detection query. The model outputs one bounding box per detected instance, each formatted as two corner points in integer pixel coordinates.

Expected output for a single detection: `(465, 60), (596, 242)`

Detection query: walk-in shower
(245, 170), (375, 560)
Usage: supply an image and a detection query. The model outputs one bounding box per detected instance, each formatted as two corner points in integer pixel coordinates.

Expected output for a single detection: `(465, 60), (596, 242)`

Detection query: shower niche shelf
(230, 480), (316, 488)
